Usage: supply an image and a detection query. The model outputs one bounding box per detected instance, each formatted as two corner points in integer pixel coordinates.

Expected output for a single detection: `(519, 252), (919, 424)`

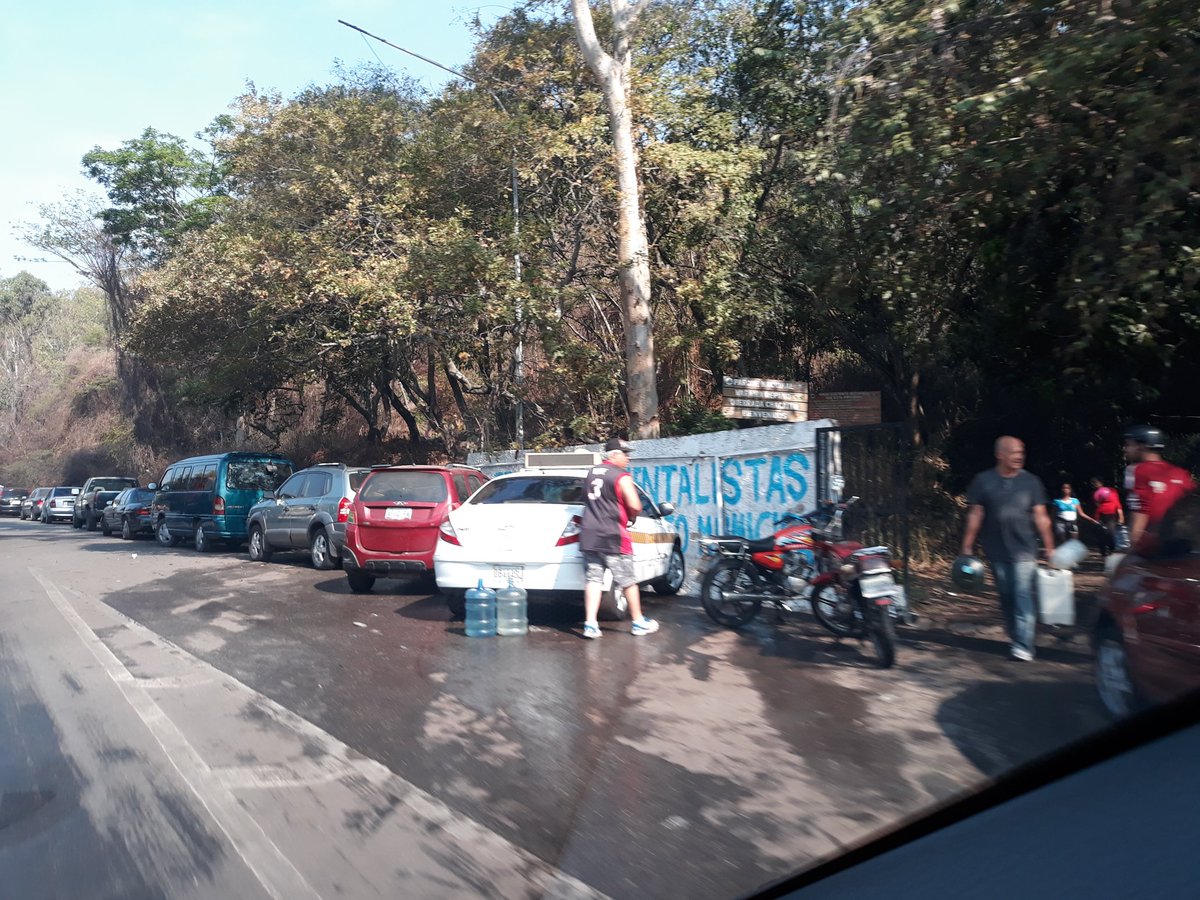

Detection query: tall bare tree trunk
(571, 0), (660, 438)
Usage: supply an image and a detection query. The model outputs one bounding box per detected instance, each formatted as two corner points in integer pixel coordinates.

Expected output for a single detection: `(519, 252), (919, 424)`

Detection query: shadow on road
(936, 678), (1110, 777)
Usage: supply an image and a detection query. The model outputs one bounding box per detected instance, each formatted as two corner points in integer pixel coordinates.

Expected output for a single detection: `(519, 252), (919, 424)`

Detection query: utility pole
(339, 20), (525, 451)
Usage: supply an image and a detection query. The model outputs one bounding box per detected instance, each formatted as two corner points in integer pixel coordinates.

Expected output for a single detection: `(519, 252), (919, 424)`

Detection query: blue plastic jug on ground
(465, 580), (497, 637)
(496, 580), (528, 636)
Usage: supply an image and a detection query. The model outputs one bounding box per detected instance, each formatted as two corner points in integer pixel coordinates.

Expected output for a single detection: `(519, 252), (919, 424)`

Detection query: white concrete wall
(467, 420), (833, 565)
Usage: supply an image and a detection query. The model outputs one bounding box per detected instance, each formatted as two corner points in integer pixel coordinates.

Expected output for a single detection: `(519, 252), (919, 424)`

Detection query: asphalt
(0, 517), (1113, 898)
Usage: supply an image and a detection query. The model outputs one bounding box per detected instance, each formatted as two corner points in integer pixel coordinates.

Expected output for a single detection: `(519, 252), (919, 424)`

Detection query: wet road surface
(1, 518), (1112, 897)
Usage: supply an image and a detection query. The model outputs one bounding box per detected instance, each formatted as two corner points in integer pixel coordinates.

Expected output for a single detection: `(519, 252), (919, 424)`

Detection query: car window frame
(1156, 494), (1200, 558)
(276, 472), (309, 501)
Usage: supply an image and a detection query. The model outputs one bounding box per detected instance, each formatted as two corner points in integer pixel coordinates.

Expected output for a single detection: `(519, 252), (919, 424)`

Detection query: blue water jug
(465, 579), (496, 638)
(495, 580), (528, 636)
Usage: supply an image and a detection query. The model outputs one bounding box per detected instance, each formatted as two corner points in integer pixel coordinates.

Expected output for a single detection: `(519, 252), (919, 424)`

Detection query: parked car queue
(7, 450), (687, 623)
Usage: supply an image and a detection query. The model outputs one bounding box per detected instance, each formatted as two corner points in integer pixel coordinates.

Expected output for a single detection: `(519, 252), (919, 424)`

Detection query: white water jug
(1037, 568), (1075, 626)
(1049, 539), (1088, 570)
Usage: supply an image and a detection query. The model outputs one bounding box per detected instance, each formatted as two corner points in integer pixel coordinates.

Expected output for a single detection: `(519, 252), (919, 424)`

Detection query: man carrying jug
(961, 436), (1055, 662)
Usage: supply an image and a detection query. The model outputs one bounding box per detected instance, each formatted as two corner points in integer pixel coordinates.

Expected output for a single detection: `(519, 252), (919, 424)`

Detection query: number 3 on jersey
(588, 477), (604, 500)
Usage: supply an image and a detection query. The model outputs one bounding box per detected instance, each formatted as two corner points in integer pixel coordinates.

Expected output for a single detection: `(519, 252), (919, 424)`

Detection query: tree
(570, 0), (661, 437)
(0, 273), (55, 434)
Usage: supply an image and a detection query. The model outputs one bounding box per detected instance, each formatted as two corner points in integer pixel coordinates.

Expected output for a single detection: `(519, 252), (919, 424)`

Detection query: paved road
(1, 518), (1111, 898)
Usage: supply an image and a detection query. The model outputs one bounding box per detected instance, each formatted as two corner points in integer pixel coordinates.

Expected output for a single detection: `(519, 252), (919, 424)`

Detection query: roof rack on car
(523, 451), (603, 468)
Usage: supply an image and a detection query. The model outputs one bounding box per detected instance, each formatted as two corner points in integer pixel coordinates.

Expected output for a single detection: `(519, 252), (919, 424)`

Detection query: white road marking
(32, 569), (610, 900)
(32, 570), (320, 900)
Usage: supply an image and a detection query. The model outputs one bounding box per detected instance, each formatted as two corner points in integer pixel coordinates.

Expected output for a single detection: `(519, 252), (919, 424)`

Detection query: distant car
(246, 463), (371, 569)
(40, 486), (81, 523)
(99, 487), (158, 539)
(73, 475), (139, 530)
(433, 454), (684, 618)
(0, 488), (29, 516)
(20, 487), (50, 520)
(341, 465), (487, 594)
(1095, 491), (1200, 717)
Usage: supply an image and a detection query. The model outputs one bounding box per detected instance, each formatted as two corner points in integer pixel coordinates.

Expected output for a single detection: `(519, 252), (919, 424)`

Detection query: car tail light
(337, 497), (351, 522)
(213, 496), (225, 515)
(136, 508), (150, 516)
(439, 520), (461, 545)
(555, 515), (583, 547)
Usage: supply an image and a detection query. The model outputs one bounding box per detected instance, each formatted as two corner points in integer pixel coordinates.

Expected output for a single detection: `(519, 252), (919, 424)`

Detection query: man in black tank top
(579, 438), (660, 638)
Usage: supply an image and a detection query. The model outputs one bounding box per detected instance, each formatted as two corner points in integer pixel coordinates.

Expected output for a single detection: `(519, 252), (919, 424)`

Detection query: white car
(433, 457), (686, 619)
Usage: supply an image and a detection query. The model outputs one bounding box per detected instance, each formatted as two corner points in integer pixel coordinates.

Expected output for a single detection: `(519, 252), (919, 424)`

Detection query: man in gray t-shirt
(961, 436), (1055, 661)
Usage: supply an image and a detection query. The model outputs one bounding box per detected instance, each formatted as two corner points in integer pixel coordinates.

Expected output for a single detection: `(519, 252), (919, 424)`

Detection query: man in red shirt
(578, 437), (659, 639)
(1089, 476), (1124, 557)
(1123, 425), (1195, 548)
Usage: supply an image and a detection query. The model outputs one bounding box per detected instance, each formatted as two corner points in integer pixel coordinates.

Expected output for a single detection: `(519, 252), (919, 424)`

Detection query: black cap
(604, 437), (634, 454)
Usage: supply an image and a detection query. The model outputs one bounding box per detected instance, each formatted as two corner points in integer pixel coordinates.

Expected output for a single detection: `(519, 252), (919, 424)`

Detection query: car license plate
(493, 565), (524, 585)
(384, 507), (413, 521)
(859, 573), (897, 599)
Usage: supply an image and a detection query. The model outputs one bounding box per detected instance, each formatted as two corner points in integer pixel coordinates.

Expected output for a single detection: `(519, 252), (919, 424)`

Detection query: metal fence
(816, 422), (913, 589)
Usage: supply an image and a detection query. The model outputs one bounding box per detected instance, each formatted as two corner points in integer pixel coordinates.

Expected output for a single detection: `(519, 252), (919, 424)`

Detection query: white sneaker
(631, 618), (659, 636)
(1010, 646), (1034, 661)
(582, 623), (602, 640)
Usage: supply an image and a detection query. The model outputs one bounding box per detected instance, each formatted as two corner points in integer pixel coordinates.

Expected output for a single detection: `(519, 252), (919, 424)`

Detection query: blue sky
(1, 0), (519, 291)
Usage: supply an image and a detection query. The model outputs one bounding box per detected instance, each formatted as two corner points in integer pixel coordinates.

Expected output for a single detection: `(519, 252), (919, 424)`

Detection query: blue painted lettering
(721, 459), (742, 505)
(785, 453), (809, 503)
(766, 456), (787, 505)
(743, 457), (766, 501)
(678, 466), (693, 506)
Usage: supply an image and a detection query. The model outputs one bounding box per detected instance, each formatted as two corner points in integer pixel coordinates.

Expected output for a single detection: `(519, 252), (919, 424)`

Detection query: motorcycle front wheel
(811, 582), (858, 637)
(700, 559), (763, 629)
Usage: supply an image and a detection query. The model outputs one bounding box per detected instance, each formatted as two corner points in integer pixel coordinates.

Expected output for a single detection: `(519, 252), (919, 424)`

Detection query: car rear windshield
(225, 459), (293, 491)
(49, 487), (78, 497)
(359, 471), (448, 503)
(471, 476), (584, 505)
(2, 489), (29, 498)
(127, 489), (155, 503)
(348, 470), (368, 493)
(91, 478), (137, 491)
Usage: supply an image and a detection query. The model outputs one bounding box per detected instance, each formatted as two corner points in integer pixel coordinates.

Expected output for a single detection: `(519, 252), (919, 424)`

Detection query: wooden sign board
(722, 377), (810, 422)
(808, 391), (882, 426)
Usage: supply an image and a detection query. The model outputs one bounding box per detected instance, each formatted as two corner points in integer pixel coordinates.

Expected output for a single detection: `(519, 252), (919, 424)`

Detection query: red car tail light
(213, 496), (226, 515)
(555, 515), (583, 547)
(439, 520), (461, 545)
(337, 496), (351, 522)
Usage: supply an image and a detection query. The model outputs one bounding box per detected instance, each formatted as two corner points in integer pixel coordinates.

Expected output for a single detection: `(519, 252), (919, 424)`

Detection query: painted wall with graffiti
(469, 420), (832, 565)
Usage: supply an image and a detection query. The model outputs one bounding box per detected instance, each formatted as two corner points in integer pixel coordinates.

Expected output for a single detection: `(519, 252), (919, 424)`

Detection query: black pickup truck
(73, 476), (139, 530)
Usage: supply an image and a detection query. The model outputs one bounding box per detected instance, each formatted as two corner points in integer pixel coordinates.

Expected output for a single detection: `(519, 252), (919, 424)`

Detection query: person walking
(1089, 476), (1124, 557)
(960, 436), (1055, 661)
(579, 437), (659, 639)
(1123, 425), (1195, 549)
(1050, 482), (1099, 545)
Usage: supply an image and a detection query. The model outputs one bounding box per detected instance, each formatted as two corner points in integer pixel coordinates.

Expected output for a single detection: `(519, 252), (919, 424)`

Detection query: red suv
(1095, 491), (1200, 717)
(341, 465), (487, 593)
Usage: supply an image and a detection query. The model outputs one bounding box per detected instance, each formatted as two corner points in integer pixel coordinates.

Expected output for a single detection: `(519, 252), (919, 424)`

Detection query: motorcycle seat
(745, 535), (777, 553)
(709, 534), (776, 553)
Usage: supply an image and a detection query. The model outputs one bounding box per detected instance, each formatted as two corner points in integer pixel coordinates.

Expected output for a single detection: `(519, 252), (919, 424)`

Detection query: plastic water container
(1113, 525), (1131, 551)
(465, 580), (497, 638)
(496, 580), (528, 636)
(1049, 539), (1088, 570)
(1037, 568), (1075, 626)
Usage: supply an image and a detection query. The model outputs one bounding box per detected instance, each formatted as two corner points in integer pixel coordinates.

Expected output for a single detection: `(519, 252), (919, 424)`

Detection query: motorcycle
(697, 497), (904, 668)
